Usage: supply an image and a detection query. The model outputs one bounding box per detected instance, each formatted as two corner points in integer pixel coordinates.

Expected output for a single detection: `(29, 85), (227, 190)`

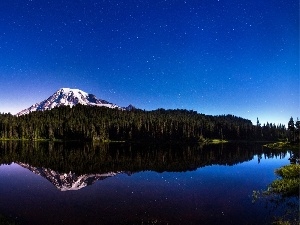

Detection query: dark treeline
(0, 141), (290, 174)
(0, 105), (290, 142)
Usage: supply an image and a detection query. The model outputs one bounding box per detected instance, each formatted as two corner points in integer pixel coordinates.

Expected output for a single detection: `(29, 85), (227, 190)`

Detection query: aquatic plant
(268, 164), (300, 197)
(252, 164), (300, 225)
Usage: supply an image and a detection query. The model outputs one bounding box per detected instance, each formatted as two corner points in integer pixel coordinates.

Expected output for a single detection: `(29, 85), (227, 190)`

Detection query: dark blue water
(0, 142), (292, 224)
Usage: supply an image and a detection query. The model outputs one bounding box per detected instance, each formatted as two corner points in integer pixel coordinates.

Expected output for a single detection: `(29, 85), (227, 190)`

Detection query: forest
(0, 104), (297, 142)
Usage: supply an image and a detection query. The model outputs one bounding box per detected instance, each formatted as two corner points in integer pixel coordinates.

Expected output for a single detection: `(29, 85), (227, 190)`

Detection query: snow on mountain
(17, 162), (121, 191)
(16, 88), (134, 116)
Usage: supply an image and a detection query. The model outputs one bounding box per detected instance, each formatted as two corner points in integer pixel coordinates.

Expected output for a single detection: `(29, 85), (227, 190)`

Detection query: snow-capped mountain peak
(16, 88), (131, 116)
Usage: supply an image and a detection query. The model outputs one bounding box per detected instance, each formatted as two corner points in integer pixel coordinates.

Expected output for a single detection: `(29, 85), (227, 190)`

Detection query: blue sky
(0, 0), (298, 126)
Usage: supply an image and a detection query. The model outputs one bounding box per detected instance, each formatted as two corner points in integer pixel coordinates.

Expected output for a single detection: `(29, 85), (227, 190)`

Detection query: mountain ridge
(16, 88), (134, 116)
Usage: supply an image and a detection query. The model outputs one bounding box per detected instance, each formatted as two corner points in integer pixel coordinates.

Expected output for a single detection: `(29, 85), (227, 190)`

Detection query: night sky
(0, 0), (298, 125)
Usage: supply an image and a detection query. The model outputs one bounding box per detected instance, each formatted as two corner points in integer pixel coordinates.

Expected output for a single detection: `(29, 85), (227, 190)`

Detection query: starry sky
(0, 0), (298, 126)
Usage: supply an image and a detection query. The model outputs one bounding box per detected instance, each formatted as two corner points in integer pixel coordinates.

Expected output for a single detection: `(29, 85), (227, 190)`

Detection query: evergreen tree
(295, 117), (300, 143)
(288, 117), (295, 142)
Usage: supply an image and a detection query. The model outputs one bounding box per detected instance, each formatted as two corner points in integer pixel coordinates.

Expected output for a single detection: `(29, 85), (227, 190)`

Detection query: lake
(0, 141), (294, 224)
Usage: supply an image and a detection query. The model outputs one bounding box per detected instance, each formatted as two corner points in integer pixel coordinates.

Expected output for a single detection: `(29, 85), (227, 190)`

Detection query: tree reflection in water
(0, 141), (294, 225)
(0, 141), (290, 175)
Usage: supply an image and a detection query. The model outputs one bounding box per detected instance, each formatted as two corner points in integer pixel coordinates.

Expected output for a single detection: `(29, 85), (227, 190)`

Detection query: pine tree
(288, 117), (295, 142)
(295, 117), (300, 143)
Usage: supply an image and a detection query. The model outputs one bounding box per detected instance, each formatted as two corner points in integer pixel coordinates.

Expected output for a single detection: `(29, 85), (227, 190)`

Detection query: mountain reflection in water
(17, 162), (122, 191)
(0, 141), (293, 225)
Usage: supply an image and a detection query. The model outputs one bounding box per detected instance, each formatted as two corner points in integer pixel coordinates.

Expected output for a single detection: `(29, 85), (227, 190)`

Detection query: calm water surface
(0, 142), (293, 224)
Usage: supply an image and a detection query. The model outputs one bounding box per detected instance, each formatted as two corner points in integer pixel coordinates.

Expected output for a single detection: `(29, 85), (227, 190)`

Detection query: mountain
(17, 162), (122, 191)
(16, 88), (134, 116)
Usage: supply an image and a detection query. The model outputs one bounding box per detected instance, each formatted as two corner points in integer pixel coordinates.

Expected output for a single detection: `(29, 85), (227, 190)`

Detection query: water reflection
(0, 141), (290, 192)
(0, 141), (289, 175)
(17, 162), (121, 191)
(0, 141), (292, 225)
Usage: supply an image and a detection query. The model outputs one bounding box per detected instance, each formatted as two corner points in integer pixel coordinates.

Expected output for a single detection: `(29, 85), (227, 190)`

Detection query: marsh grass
(264, 142), (299, 151)
(269, 164), (300, 197)
(253, 164), (300, 225)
